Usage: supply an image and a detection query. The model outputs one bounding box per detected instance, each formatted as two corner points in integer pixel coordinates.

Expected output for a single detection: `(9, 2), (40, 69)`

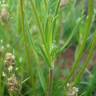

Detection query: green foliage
(0, 0), (96, 96)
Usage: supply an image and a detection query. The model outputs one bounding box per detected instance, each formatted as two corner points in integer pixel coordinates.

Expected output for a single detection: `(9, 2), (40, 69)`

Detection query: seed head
(8, 75), (20, 93)
(4, 52), (21, 95)
(5, 53), (15, 68)
(67, 83), (79, 96)
(60, 0), (69, 7)
(0, 4), (9, 23)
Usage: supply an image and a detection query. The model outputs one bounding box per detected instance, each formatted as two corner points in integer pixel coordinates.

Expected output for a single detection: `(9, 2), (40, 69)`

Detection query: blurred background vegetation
(0, 0), (96, 96)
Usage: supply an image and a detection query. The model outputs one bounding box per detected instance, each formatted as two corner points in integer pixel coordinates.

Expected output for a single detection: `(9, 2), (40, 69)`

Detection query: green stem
(30, 0), (45, 43)
(19, 0), (33, 85)
(47, 67), (54, 96)
(65, 0), (94, 83)
(57, 17), (82, 55)
(44, 0), (48, 11)
(20, 0), (30, 70)
(52, 0), (61, 40)
(74, 30), (96, 84)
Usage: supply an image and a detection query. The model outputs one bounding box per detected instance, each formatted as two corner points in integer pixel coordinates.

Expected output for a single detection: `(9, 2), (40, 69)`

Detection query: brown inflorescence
(8, 75), (20, 93)
(4, 53), (15, 71)
(67, 83), (79, 96)
(4, 52), (21, 95)
(0, 2), (9, 23)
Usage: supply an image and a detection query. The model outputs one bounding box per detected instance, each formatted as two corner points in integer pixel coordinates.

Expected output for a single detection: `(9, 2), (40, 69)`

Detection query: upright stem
(65, 0), (94, 83)
(19, 0), (32, 75)
(47, 64), (54, 96)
